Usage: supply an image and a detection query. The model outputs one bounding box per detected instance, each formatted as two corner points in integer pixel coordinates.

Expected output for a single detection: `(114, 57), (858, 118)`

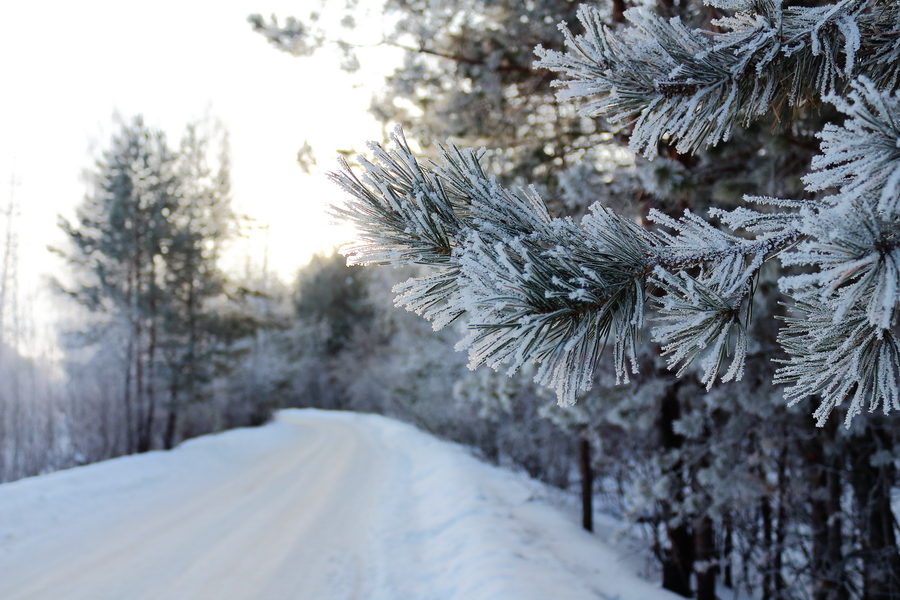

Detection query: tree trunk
(579, 435), (593, 532)
(164, 407), (178, 451)
(694, 514), (716, 600)
(723, 510), (734, 589)
(762, 492), (773, 600)
(123, 272), (136, 454)
(163, 370), (180, 451)
(848, 423), (900, 600)
(138, 310), (158, 454)
(659, 381), (693, 598)
(774, 449), (787, 596)
(827, 462), (849, 600)
(612, 0), (627, 24)
(664, 521), (694, 597)
(809, 417), (848, 600)
(124, 357), (135, 454)
(134, 314), (145, 453)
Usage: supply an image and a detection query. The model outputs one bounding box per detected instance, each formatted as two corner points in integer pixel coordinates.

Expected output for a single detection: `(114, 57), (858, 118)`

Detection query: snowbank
(0, 409), (678, 599)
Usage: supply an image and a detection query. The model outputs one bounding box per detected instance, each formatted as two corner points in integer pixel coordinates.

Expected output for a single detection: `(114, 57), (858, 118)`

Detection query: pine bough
(331, 0), (900, 427)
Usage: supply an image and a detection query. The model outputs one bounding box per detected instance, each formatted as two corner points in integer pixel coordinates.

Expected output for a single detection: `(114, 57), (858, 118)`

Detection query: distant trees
(157, 122), (242, 449)
(56, 116), (251, 453)
(0, 173), (68, 482)
(294, 251), (374, 358)
(0, 115), (280, 482)
(284, 249), (577, 484)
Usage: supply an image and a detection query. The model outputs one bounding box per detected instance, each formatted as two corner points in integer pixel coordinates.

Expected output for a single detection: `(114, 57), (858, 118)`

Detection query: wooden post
(579, 435), (593, 532)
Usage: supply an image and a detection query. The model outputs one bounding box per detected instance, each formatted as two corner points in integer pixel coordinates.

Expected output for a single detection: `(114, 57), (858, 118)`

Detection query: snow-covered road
(0, 410), (677, 599)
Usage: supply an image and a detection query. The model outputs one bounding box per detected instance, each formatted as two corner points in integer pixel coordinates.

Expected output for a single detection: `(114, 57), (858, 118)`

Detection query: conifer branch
(535, 1), (900, 155)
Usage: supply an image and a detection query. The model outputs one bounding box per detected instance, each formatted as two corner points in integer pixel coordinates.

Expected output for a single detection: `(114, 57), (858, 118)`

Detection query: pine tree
(321, 1), (900, 598)
(294, 251), (375, 358)
(57, 116), (242, 453)
(158, 120), (236, 449)
(58, 117), (179, 453)
(332, 0), (900, 431)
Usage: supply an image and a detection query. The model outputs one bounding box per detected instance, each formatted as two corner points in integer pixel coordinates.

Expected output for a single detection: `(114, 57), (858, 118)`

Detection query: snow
(0, 409), (679, 600)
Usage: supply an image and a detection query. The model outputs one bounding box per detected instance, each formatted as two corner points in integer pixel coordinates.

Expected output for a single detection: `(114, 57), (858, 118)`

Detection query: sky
(0, 1), (398, 347)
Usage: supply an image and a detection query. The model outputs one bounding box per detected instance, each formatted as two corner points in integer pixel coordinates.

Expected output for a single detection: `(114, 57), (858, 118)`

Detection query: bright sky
(0, 1), (398, 346)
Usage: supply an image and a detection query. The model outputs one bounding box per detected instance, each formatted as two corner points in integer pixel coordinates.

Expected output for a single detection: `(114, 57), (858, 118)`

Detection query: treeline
(0, 116), (276, 482)
(55, 116), (269, 454)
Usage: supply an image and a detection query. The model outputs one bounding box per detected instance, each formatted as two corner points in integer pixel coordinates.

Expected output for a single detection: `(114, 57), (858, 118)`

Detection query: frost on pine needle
(392, 267), (466, 331)
(458, 209), (653, 406)
(775, 300), (900, 427)
(647, 207), (800, 271)
(864, 3), (900, 90)
(780, 201), (900, 330)
(432, 143), (555, 241)
(329, 128), (464, 268)
(329, 128), (468, 328)
(772, 80), (900, 425)
(535, 0), (897, 156)
(651, 262), (750, 389)
(804, 79), (900, 214)
(709, 203), (805, 237)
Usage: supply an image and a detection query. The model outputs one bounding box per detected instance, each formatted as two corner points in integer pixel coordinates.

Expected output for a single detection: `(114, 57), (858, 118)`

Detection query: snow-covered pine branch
(329, 131), (469, 330)
(330, 130), (464, 267)
(332, 3), (900, 427)
(803, 77), (900, 214)
(331, 130), (661, 404)
(650, 259), (751, 390)
(775, 299), (900, 426)
(534, 0), (900, 156)
(646, 206), (802, 389)
(331, 127), (799, 406)
(457, 207), (653, 405)
(773, 80), (900, 424)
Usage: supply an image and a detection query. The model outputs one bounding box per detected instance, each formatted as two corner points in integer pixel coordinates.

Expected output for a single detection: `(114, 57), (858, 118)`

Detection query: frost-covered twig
(332, 60), (900, 426)
(331, 129), (797, 405)
(535, 1), (900, 155)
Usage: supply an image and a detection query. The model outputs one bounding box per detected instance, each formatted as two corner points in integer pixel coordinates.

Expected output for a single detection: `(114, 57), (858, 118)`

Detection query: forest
(3, 0), (900, 599)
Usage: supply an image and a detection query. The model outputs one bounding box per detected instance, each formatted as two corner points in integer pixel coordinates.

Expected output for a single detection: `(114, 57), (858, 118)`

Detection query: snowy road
(0, 410), (677, 600)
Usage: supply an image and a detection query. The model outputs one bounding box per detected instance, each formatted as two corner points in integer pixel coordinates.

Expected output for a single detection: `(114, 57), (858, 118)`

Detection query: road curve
(0, 413), (408, 600)
(0, 410), (679, 600)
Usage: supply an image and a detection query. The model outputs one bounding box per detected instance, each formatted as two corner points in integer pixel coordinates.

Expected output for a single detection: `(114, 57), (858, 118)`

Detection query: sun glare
(0, 1), (397, 341)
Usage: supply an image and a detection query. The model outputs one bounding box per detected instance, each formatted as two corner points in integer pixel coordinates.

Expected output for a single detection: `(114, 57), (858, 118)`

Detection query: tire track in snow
(1, 415), (393, 600)
(0, 410), (681, 600)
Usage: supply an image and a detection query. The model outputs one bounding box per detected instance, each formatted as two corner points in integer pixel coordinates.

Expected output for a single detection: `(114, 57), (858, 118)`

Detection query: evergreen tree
(294, 250), (375, 357)
(58, 116), (179, 453)
(321, 1), (900, 598)
(158, 120), (237, 449)
(57, 115), (242, 453)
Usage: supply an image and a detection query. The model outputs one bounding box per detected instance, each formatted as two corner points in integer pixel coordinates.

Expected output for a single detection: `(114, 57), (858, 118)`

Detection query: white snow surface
(0, 409), (679, 600)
